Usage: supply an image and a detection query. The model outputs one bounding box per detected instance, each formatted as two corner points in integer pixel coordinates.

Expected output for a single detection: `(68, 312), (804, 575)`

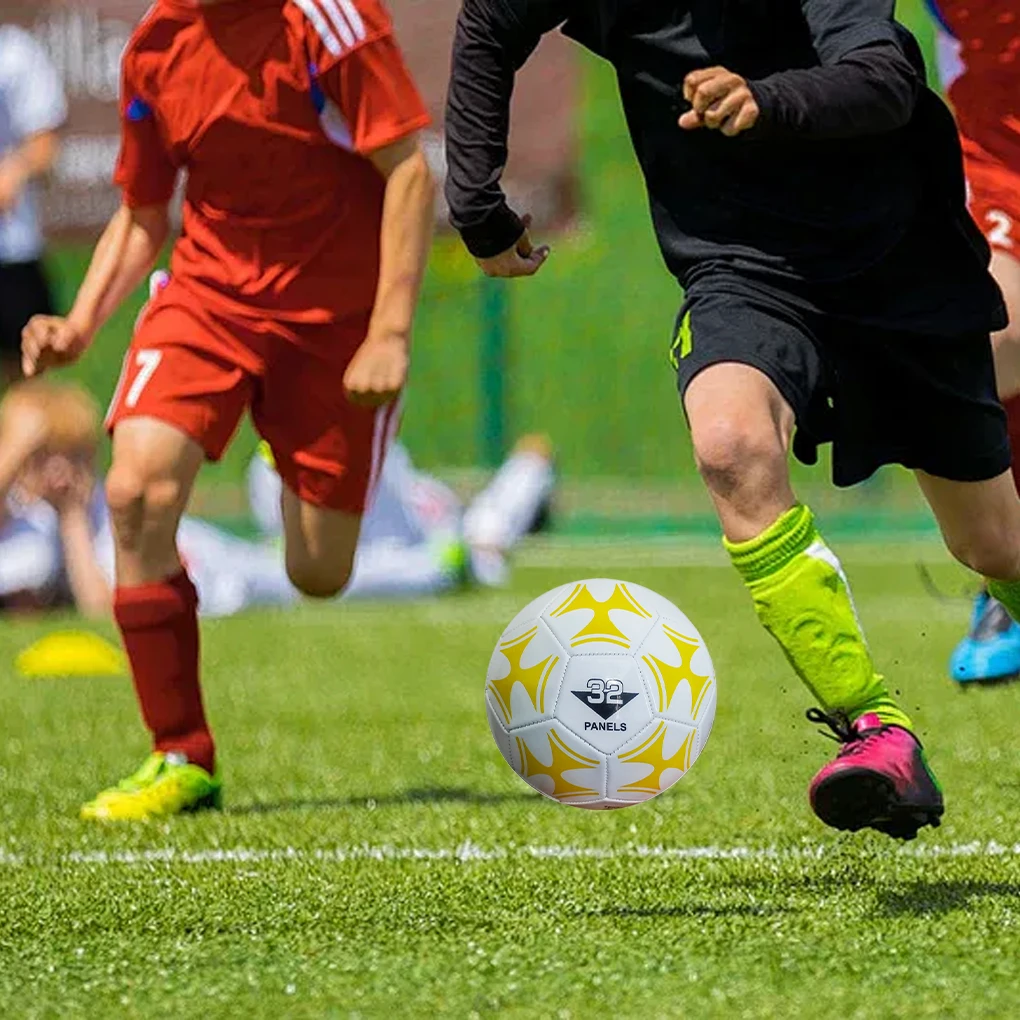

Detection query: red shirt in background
(932, 1), (1020, 169)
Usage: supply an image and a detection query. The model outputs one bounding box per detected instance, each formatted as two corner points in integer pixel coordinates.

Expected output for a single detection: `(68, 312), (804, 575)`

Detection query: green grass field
(2, 541), (1019, 1019)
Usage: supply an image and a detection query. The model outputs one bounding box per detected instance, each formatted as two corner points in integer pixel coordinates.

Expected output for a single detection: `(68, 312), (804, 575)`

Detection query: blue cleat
(950, 591), (1020, 684)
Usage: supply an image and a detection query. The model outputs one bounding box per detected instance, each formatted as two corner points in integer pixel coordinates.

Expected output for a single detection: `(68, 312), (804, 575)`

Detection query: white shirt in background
(0, 24), (68, 264)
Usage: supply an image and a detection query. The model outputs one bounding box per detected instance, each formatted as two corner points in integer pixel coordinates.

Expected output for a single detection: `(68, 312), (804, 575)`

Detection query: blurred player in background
(0, 379), (556, 617)
(21, 0), (435, 821)
(446, 0), (1020, 840)
(249, 433), (555, 593)
(932, 2), (1020, 684)
(0, 381), (99, 611)
(0, 23), (67, 388)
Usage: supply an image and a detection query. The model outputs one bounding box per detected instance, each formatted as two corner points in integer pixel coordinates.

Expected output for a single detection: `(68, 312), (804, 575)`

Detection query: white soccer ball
(485, 578), (716, 809)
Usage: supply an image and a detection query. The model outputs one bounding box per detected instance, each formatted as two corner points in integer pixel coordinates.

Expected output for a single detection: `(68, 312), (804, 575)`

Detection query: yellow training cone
(16, 631), (127, 679)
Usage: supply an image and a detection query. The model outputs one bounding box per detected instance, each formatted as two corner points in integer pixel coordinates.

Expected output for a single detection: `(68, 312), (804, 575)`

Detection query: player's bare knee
(286, 554), (354, 600)
(692, 417), (786, 502)
(947, 531), (1020, 580)
(105, 469), (147, 549)
(106, 468), (185, 551)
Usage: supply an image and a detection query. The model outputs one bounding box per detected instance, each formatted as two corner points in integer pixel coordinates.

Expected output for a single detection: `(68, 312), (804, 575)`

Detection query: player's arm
(36, 457), (112, 617)
(0, 26), (67, 214)
(58, 499), (113, 618)
(446, 0), (569, 277)
(680, 0), (924, 140)
(344, 135), (436, 407)
(0, 130), (62, 214)
(22, 58), (176, 377)
(305, 4), (436, 406)
(21, 203), (169, 377)
(0, 390), (50, 529)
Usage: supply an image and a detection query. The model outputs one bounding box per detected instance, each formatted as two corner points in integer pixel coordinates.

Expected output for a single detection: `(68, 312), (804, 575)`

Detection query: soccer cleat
(807, 709), (943, 841)
(80, 751), (222, 822)
(949, 591), (1020, 684)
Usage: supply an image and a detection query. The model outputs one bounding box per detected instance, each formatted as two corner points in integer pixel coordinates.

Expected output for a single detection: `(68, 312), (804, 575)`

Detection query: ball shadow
(228, 786), (541, 815)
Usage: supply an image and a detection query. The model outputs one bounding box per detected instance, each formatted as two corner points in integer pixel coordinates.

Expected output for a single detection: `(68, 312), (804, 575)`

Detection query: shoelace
(805, 707), (889, 759)
(805, 707), (855, 743)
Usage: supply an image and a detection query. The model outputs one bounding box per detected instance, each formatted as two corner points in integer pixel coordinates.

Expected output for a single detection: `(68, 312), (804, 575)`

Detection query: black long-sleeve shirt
(445, 0), (999, 327)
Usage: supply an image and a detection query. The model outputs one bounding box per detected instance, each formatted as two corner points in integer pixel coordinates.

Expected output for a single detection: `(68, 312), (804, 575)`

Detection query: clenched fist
(680, 67), (760, 137)
(344, 332), (409, 407)
(21, 316), (91, 378)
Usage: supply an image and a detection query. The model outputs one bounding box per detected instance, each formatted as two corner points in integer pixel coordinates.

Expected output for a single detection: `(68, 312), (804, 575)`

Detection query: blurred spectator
(0, 378), (557, 618)
(0, 378), (99, 611)
(0, 23), (67, 386)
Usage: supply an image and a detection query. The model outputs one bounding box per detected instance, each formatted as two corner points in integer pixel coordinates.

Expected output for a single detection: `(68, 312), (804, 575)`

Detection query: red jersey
(115, 0), (429, 325)
(931, 1), (1020, 168)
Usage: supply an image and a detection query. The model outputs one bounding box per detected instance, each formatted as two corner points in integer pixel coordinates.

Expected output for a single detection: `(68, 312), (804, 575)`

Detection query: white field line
(1, 841), (1020, 869)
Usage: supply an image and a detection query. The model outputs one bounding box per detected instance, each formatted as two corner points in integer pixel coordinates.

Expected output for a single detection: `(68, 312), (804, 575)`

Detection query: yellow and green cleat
(80, 752), (222, 822)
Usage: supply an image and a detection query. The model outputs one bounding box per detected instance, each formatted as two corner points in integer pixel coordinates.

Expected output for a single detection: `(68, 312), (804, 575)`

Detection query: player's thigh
(675, 290), (813, 478)
(107, 298), (256, 464)
(990, 251), (1020, 396)
(916, 469), (1020, 579)
(280, 487), (363, 599)
(964, 155), (1020, 393)
(255, 336), (400, 596)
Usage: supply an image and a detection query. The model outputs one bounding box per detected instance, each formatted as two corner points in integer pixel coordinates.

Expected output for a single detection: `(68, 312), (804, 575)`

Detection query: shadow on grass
(229, 786), (540, 815)
(878, 880), (1020, 917)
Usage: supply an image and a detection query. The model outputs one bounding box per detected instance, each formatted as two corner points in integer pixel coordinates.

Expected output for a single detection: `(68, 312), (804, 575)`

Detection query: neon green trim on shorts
(670, 311), (693, 369)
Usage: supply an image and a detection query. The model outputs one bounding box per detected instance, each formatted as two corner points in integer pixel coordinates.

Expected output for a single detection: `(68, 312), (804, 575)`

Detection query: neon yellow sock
(725, 505), (911, 729)
(988, 577), (1020, 622)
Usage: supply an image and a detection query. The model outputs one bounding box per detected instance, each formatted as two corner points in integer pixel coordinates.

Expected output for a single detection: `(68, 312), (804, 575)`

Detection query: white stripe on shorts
(366, 397), (403, 509)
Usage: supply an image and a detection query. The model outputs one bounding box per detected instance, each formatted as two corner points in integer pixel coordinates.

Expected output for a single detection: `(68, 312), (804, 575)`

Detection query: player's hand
(680, 67), (760, 137)
(344, 332), (408, 407)
(21, 316), (91, 377)
(40, 455), (94, 515)
(476, 215), (550, 279)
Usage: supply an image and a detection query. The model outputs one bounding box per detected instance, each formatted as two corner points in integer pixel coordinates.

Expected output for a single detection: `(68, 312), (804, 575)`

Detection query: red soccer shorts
(106, 282), (401, 514)
(961, 134), (1020, 258)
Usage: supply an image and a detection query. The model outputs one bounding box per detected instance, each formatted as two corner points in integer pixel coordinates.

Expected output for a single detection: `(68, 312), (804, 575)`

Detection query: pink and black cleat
(807, 709), (944, 841)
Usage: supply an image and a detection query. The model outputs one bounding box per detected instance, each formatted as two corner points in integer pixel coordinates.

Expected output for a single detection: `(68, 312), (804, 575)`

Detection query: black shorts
(672, 280), (1010, 487)
(0, 260), (55, 366)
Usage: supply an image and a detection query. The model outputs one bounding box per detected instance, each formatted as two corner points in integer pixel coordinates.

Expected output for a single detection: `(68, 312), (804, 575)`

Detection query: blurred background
(0, 0), (941, 539)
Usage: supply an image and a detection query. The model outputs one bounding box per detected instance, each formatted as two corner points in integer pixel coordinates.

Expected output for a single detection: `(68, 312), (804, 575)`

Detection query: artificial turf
(1, 541), (1018, 1018)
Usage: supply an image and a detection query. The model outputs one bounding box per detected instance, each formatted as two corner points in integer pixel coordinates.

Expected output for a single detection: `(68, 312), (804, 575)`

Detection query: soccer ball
(485, 578), (716, 809)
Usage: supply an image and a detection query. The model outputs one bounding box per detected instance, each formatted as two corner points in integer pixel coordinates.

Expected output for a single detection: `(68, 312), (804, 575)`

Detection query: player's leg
(950, 249), (1020, 682)
(279, 488), (361, 599)
(82, 414), (224, 821)
(463, 434), (556, 586)
(916, 469), (1020, 617)
(687, 364), (910, 727)
(678, 294), (937, 839)
(989, 250), (1020, 398)
(256, 332), (400, 601)
(247, 441), (464, 599)
(82, 302), (253, 821)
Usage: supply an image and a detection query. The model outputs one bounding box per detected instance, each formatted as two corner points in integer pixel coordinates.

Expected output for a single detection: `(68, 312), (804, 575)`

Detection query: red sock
(1006, 395), (1020, 495)
(113, 570), (215, 773)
